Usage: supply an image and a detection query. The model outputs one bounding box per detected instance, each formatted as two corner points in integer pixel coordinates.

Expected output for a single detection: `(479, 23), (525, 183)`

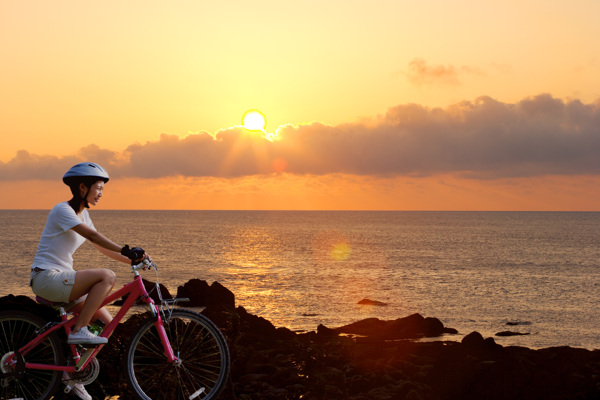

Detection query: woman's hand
(121, 245), (146, 264)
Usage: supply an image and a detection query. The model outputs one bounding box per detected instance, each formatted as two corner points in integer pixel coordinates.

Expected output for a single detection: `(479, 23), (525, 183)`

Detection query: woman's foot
(63, 371), (92, 400)
(67, 326), (108, 345)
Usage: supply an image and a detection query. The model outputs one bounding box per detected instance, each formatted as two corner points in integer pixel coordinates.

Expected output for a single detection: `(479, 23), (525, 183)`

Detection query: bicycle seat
(36, 296), (77, 311)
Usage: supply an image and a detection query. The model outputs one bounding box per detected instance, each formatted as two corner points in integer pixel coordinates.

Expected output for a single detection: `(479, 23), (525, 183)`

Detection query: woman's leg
(69, 269), (116, 332)
(93, 307), (113, 325)
(69, 303), (113, 326)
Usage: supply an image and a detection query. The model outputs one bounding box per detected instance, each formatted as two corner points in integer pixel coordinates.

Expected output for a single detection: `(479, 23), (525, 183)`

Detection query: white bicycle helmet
(63, 162), (110, 186)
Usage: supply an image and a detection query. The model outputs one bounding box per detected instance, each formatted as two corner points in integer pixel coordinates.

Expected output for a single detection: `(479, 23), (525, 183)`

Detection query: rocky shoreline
(2, 279), (600, 399)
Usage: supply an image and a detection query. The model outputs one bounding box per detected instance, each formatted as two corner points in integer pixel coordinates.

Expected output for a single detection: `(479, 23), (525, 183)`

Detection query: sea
(1, 210), (598, 350)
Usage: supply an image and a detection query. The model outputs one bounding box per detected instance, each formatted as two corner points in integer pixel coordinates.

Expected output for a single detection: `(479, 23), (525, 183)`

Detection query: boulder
(332, 313), (455, 339)
(461, 331), (500, 351)
(496, 331), (530, 337)
(210, 281), (235, 308)
(358, 298), (388, 306)
(461, 331), (485, 347)
(0, 294), (59, 322)
(317, 323), (339, 337)
(176, 278), (210, 306)
(143, 278), (173, 302)
(176, 278), (235, 308)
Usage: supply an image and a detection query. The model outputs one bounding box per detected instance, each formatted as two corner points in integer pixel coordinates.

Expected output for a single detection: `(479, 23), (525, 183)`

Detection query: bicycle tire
(0, 310), (65, 400)
(125, 309), (230, 400)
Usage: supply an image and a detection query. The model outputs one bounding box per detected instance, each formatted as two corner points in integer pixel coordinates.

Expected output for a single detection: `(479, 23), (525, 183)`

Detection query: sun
(242, 109), (267, 131)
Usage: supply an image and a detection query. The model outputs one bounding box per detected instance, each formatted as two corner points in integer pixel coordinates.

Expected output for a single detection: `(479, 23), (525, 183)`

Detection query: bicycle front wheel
(125, 309), (230, 400)
(0, 310), (65, 400)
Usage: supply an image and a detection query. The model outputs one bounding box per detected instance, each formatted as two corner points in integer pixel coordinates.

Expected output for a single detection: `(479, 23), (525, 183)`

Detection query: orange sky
(1, 1), (600, 210)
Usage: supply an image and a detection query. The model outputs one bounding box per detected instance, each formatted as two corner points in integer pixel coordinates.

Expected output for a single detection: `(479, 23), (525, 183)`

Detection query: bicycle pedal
(190, 387), (206, 399)
(75, 344), (100, 352)
(64, 384), (73, 393)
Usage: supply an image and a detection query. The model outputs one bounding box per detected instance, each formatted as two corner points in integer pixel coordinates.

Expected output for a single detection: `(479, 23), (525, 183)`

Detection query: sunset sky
(1, 0), (599, 210)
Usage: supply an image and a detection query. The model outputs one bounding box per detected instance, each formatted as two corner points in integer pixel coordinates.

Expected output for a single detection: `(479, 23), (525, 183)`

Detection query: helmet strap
(82, 187), (91, 209)
(78, 182), (92, 210)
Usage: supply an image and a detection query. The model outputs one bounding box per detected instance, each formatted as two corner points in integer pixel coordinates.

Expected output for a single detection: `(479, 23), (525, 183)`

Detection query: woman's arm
(71, 223), (131, 264)
(93, 242), (131, 264)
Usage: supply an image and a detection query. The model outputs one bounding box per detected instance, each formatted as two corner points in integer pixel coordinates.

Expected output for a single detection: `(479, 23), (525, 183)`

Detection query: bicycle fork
(152, 304), (179, 365)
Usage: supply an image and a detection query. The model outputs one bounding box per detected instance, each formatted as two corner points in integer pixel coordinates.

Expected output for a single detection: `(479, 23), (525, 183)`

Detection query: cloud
(1, 94), (599, 181)
(402, 58), (483, 86)
(0, 151), (79, 181)
(0, 145), (121, 181)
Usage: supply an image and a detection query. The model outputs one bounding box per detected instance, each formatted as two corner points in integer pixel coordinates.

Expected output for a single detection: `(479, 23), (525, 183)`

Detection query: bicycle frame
(7, 263), (177, 374)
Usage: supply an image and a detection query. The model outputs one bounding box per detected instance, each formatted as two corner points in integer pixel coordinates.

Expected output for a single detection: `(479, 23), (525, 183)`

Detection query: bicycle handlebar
(131, 257), (157, 274)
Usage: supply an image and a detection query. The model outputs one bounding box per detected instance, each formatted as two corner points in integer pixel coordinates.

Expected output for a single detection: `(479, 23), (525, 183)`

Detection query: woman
(30, 162), (146, 400)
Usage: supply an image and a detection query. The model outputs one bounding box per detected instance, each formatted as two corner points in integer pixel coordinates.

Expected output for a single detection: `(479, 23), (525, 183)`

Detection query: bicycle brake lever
(131, 258), (158, 276)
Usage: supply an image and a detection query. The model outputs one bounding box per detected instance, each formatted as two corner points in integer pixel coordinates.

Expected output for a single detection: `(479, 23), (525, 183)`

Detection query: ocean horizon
(1, 210), (598, 350)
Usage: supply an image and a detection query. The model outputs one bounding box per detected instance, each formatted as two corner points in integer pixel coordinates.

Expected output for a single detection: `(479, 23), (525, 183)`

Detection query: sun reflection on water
(216, 225), (396, 330)
(221, 227), (281, 271)
(220, 227), (287, 316)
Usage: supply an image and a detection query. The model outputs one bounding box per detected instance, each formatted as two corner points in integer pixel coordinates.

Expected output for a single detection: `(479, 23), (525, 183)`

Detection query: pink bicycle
(0, 259), (230, 400)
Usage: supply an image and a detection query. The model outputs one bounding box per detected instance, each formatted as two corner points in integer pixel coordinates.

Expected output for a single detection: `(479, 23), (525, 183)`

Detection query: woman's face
(83, 181), (105, 207)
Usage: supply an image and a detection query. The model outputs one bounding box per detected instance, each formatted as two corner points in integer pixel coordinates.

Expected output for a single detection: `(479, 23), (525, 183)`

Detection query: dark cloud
(1, 94), (599, 181)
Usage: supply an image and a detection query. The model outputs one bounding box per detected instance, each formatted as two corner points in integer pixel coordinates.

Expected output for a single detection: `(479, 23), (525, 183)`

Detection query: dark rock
(317, 323), (338, 336)
(233, 305), (278, 339)
(176, 278), (209, 306)
(333, 317), (386, 336)
(461, 331), (485, 347)
(333, 313), (453, 339)
(142, 278), (172, 302)
(0, 294), (59, 322)
(483, 337), (501, 350)
(238, 373), (269, 385)
(358, 298), (388, 306)
(276, 326), (297, 339)
(3, 290), (600, 400)
(176, 279), (235, 308)
(210, 281), (235, 308)
(496, 330), (531, 336)
(423, 317), (444, 336)
(461, 331), (501, 352)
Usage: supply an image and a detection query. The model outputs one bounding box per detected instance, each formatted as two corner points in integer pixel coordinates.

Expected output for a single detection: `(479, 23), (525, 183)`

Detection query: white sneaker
(63, 371), (92, 400)
(68, 326), (108, 345)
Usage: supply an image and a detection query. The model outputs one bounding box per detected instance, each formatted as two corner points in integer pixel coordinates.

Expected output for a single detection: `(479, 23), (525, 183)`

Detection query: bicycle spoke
(17, 375), (42, 399)
(137, 334), (165, 356)
(126, 310), (230, 400)
(0, 311), (64, 400)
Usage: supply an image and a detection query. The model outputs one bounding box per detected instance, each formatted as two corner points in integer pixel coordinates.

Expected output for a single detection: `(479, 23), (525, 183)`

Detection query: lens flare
(271, 157), (287, 173)
(331, 242), (351, 261)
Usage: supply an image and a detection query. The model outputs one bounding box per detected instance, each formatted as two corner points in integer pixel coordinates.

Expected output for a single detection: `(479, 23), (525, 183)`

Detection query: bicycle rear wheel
(0, 310), (65, 400)
(125, 309), (230, 400)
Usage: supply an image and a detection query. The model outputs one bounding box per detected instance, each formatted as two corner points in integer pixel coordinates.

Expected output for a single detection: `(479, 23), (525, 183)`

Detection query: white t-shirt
(31, 202), (96, 272)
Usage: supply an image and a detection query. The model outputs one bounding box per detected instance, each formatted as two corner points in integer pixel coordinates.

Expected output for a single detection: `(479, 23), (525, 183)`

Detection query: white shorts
(31, 268), (78, 303)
